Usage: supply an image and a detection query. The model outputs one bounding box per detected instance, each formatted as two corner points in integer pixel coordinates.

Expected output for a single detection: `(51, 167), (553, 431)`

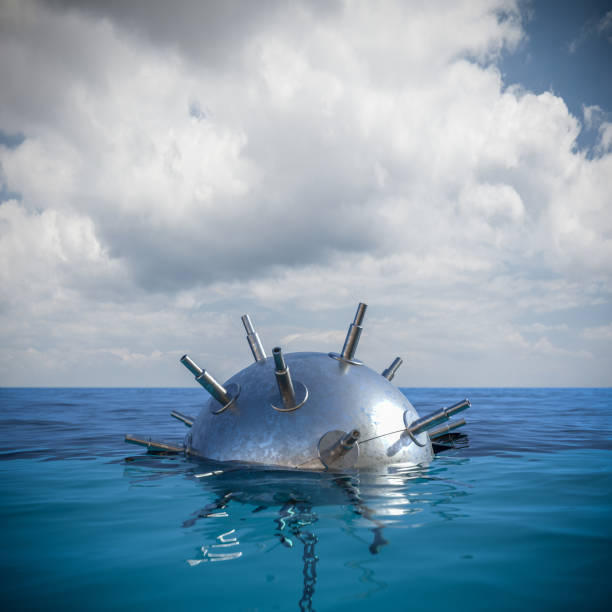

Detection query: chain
(274, 503), (319, 611)
(297, 530), (318, 612)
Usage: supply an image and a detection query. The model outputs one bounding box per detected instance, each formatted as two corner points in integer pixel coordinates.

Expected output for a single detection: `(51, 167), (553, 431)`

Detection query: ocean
(1, 387), (611, 611)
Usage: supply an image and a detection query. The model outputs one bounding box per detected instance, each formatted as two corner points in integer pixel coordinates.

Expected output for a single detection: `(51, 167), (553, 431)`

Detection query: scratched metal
(186, 352), (433, 469)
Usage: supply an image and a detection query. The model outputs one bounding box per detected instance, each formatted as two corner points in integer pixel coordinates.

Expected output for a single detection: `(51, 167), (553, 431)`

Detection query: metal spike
(170, 410), (194, 427)
(273, 347), (295, 408)
(429, 418), (467, 440)
(318, 429), (361, 470)
(382, 357), (402, 381)
(125, 434), (183, 453)
(403, 399), (470, 442)
(180, 354), (240, 414)
(329, 302), (367, 366)
(241, 314), (267, 363)
(270, 347), (308, 412)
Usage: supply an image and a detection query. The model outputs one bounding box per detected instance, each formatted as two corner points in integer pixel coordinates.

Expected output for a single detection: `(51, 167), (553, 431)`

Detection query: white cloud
(582, 104), (604, 130)
(582, 324), (612, 341)
(0, 0), (610, 386)
(597, 122), (612, 153)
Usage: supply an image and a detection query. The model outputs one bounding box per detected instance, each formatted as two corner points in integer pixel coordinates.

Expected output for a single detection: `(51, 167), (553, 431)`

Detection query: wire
(293, 428), (408, 469)
(358, 428), (407, 444)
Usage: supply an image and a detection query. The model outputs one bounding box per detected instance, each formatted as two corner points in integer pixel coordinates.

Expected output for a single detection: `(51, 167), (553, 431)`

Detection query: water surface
(1, 387), (610, 611)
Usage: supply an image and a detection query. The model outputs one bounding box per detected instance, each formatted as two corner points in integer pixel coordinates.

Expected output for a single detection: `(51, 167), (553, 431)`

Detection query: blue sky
(0, 0), (611, 387)
(500, 0), (612, 148)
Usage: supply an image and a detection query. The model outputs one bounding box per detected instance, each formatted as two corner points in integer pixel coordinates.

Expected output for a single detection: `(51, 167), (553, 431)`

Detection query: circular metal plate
(402, 409), (427, 447)
(318, 429), (359, 470)
(270, 380), (309, 412)
(328, 352), (364, 366)
(210, 383), (241, 415)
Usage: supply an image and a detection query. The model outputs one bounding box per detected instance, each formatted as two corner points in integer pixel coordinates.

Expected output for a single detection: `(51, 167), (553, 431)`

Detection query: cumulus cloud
(0, 0), (610, 386)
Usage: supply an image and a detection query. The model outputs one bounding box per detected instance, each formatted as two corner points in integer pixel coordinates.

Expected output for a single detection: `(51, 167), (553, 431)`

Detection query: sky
(0, 0), (611, 388)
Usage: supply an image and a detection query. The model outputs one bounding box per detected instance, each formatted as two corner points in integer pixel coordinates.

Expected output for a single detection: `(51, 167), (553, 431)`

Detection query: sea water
(0, 387), (610, 611)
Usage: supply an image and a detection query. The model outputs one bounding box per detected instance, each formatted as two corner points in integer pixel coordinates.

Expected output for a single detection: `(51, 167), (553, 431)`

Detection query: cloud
(568, 7), (612, 53)
(582, 104), (604, 130)
(42, 0), (339, 70)
(597, 122), (612, 153)
(0, 0), (611, 386)
(596, 9), (612, 41)
(0, 0), (528, 293)
(582, 323), (612, 341)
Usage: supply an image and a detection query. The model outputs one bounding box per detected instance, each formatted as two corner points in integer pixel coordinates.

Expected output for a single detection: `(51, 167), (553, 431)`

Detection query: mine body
(126, 303), (470, 471)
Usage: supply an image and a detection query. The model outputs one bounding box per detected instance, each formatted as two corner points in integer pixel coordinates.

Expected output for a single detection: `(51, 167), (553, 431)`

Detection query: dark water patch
(407, 387), (612, 456)
(1, 388), (611, 463)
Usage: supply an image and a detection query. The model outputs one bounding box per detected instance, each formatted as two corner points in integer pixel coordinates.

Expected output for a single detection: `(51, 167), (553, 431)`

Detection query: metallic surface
(209, 383), (241, 415)
(180, 354), (203, 377)
(127, 302), (471, 471)
(272, 347), (297, 410)
(271, 347), (309, 412)
(241, 314), (267, 362)
(181, 354), (234, 407)
(270, 380), (309, 413)
(187, 351), (434, 469)
(404, 399), (471, 436)
(318, 429), (360, 470)
(170, 410), (194, 427)
(429, 418), (466, 439)
(382, 357), (402, 381)
(446, 399), (471, 417)
(340, 429), (361, 448)
(329, 302), (367, 366)
(125, 434), (183, 453)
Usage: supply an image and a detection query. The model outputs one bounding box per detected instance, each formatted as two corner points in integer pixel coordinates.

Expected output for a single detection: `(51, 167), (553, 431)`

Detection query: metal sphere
(186, 351), (434, 470)
(125, 302), (470, 471)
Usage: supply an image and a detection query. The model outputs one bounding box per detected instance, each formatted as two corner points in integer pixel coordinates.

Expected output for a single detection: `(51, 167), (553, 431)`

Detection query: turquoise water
(1, 388), (611, 611)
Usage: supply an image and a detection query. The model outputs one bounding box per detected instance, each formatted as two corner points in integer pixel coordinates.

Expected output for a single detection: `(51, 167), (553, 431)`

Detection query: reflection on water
(187, 529), (242, 565)
(123, 454), (473, 610)
(1, 388), (610, 611)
